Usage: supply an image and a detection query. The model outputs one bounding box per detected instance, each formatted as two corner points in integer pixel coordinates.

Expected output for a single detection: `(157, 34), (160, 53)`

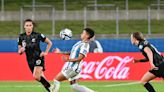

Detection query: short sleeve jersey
(138, 40), (164, 66)
(18, 32), (46, 62)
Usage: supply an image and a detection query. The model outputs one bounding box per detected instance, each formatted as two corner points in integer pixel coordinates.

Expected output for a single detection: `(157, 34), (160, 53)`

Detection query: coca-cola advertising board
(0, 53), (162, 81)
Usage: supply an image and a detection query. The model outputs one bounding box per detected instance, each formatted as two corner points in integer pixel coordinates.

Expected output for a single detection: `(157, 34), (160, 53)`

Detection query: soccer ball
(59, 28), (73, 40)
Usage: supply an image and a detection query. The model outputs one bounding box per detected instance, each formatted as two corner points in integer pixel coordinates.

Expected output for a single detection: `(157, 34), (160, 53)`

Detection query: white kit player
(51, 28), (95, 92)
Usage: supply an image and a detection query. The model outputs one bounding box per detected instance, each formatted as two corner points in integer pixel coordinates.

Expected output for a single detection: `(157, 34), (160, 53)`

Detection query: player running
(131, 32), (164, 92)
(51, 28), (95, 92)
(18, 19), (52, 92)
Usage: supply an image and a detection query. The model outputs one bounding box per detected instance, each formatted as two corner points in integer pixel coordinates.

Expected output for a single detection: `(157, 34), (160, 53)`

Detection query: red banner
(0, 53), (163, 81)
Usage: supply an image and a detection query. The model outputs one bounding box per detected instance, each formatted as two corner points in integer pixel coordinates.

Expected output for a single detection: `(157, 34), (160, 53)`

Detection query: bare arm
(18, 45), (25, 55)
(53, 48), (70, 55)
(44, 38), (52, 54)
(40, 38), (52, 57)
(144, 47), (156, 68)
(63, 53), (85, 62)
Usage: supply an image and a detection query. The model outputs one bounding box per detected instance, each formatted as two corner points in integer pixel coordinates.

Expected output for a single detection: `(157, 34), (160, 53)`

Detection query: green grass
(0, 81), (164, 92)
(2, 0), (164, 10)
(0, 20), (164, 36)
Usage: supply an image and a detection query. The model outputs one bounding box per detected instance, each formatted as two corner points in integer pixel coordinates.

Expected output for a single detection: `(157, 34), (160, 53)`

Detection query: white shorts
(62, 67), (81, 81)
(62, 61), (82, 81)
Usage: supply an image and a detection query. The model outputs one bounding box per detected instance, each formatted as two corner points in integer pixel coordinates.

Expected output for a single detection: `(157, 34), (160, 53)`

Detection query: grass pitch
(0, 81), (164, 92)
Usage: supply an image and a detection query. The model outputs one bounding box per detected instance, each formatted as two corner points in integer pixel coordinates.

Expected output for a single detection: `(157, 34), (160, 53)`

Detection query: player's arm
(40, 38), (52, 57)
(18, 45), (25, 55)
(17, 35), (25, 55)
(144, 47), (156, 69)
(44, 38), (52, 54)
(63, 53), (85, 62)
(134, 58), (149, 63)
(63, 43), (89, 62)
(53, 48), (70, 55)
(139, 58), (149, 62)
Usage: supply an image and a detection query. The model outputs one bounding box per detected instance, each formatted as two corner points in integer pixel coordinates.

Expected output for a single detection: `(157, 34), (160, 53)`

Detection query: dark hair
(132, 32), (145, 41)
(24, 19), (36, 27)
(84, 28), (95, 39)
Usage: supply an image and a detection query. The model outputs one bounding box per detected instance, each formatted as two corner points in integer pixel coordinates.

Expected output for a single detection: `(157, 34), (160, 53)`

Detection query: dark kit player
(18, 19), (52, 92)
(131, 32), (164, 92)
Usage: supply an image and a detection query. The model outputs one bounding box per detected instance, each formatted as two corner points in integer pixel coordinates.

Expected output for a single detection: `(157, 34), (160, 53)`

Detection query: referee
(18, 19), (52, 92)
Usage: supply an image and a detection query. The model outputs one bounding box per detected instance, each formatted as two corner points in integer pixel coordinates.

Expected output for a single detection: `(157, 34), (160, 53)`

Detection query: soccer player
(18, 19), (52, 92)
(131, 32), (164, 92)
(51, 28), (95, 92)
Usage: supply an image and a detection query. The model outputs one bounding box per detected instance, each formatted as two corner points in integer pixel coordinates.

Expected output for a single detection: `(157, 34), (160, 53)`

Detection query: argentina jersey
(62, 41), (89, 73)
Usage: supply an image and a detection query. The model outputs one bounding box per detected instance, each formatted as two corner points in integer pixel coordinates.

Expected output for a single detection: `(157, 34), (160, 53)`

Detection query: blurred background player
(131, 32), (164, 92)
(51, 28), (95, 92)
(89, 35), (103, 53)
(17, 19), (52, 92)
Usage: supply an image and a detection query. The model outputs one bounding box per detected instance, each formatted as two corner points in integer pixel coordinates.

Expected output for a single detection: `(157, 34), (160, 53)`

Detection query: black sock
(144, 82), (156, 92)
(39, 76), (51, 92)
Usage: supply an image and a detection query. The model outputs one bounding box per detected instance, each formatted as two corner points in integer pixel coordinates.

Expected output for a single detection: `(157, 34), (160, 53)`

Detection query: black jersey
(18, 32), (46, 63)
(138, 40), (164, 66)
(89, 41), (98, 52)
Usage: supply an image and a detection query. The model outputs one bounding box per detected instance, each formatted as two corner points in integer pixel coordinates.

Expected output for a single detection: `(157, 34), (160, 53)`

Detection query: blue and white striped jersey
(62, 41), (90, 72)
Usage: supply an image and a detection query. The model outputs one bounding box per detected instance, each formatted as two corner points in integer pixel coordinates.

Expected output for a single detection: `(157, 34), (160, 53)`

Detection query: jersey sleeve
(17, 35), (22, 46)
(95, 40), (103, 53)
(80, 43), (89, 57)
(39, 33), (46, 42)
(138, 41), (149, 51)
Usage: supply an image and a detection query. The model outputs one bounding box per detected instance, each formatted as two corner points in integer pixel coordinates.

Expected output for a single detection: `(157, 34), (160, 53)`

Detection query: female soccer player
(51, 28), (95, 92)
(131, 32), (164, 92)
(18, 19), (52, 92)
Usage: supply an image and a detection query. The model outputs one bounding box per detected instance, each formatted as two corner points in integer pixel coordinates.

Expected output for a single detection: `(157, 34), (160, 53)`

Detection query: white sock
(71, 83), (94, 92)
(52, 80), (60, 92)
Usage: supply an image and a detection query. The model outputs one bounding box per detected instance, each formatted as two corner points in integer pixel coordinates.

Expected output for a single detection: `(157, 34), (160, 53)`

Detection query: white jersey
(62, 41), (89, 81)
(62, 41), (89, 72)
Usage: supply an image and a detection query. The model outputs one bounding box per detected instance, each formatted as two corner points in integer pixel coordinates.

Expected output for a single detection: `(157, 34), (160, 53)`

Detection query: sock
(39, 76), (51, 92)
(52, 80), (60, 92)
(71, 83), (94, 92)
(144, 82), (156, 92)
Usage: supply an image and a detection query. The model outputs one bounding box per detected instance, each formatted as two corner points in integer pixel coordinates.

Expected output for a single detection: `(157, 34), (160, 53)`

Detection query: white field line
(0, 81), (141, 88)
(104, 81), (140, 87)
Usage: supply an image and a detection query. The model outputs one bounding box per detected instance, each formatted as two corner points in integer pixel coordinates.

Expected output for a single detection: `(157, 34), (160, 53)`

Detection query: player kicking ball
(51, 28), (95, 92)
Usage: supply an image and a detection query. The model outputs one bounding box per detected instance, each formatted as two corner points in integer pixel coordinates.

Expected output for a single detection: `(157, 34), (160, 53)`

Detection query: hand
(40, 52), (48, 57)
(53, 48), (61, 53)
(133, 59), (140, 63)
(62, 56), (69, 62)
(18, 47), (25, 54)
(151, 65), (158, 70)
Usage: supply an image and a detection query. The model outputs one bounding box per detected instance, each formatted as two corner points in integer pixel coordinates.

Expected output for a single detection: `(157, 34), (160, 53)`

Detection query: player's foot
(49, 86), (53, 92)
(50, 84), (55, 92)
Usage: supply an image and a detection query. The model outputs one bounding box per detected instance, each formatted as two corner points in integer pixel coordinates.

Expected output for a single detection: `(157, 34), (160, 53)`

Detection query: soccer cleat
(50, 85), (55, 92)
(49, 86), (53, 92)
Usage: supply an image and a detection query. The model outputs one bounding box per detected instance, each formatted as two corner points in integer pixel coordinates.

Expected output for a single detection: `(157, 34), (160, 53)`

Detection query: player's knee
(140, 80), (147, 85)
(33, 72), (41, 81)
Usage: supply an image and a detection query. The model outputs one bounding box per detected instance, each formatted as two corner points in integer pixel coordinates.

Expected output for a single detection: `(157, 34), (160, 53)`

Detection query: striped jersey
(62, 41), (90, 72)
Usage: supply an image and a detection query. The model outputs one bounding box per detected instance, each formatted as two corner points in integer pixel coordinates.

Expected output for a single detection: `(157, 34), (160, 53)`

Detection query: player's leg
(70, 80), (94, 92)
(51, 72), (67, 92)
(33, 66), (51, 92)
(140, 72), (157, 92)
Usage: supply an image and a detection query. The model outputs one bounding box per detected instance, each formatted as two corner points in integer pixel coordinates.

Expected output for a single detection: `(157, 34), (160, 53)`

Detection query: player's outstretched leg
(141, 72), (156, 92)
(51, 80), (60, 92)
(144, 82), (155, 92)
(51, 72), (67, 92)
(39, 76), (51, 92)
(70, 80), (94, 92)
(33, 66), (51, 92)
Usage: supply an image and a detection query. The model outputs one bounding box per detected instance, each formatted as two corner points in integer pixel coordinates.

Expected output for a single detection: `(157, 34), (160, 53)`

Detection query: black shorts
(149, 63), (164, 78)
(27, 57), (45, 73)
